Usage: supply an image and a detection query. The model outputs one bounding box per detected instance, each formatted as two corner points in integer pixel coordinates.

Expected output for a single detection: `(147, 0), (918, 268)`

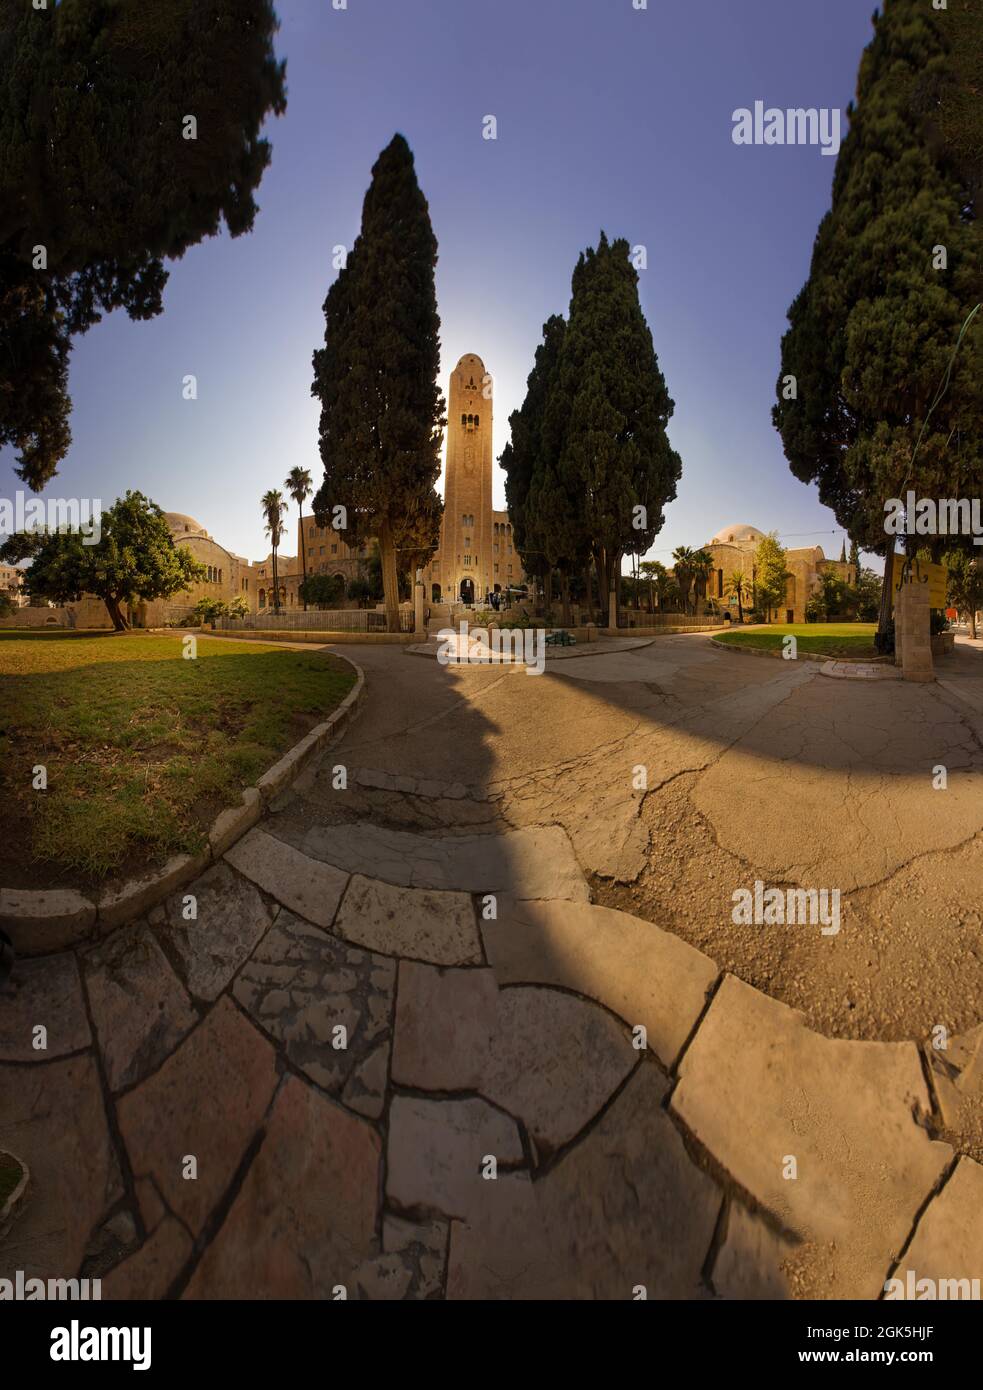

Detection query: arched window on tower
(474, 415), (479, 428)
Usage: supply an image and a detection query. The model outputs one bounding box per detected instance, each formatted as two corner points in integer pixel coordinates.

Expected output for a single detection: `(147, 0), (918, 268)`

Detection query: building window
(259, 589), (266, 608)
(464, 555), (471, 566)
(331, 544), (337, 555)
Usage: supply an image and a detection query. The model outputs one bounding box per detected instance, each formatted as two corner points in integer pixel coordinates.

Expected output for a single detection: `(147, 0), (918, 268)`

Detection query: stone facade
(0, 562), (27, 607)
(705, 524), (856, 624)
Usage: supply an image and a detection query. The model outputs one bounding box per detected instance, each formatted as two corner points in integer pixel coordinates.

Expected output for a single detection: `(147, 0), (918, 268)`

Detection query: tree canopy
(311, 134), (444, 631)
(0, 0), (287, 491)
(773, 0), (982, 560)
(0, 491), (205, 629)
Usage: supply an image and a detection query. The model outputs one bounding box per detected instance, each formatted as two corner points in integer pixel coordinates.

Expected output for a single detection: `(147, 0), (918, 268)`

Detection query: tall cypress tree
(549, 234), (681, 623)
(0, 1), (287, 492)
(773, 0), (982, 590)
(311, 135), (444, 633)
(501, 314), (569, 605)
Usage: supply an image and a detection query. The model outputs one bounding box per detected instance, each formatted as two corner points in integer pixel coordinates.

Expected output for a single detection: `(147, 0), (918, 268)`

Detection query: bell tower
(440, 353), (493, 604)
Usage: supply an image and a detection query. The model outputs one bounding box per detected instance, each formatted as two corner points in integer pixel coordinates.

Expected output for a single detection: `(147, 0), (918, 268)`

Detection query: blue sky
(2, 0), (877, 567)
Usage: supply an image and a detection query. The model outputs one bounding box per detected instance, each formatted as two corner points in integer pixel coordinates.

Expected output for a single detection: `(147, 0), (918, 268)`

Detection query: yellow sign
(887, 550), (947, 608)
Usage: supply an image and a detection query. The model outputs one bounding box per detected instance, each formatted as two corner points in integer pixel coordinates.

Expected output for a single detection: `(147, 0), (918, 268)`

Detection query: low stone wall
(206, 628), (416, 646)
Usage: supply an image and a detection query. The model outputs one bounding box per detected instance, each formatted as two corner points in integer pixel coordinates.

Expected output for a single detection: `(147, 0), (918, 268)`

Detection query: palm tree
(672, 546), (697, 615)
(692, 547), (714, 614)
(725, 569), (751, 624)
(285, 467), (313, 609)
(261, 489), (286, 615)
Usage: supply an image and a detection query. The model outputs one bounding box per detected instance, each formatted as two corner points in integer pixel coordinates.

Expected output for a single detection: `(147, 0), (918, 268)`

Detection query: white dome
(709, 524), (765, 546)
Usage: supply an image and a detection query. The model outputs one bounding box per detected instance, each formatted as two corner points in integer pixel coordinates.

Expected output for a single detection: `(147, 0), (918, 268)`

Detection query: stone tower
(438, 353), (494, 604)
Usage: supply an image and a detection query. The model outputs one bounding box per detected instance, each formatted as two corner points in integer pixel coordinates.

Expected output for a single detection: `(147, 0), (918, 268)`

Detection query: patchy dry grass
(0, 632), (355, 886)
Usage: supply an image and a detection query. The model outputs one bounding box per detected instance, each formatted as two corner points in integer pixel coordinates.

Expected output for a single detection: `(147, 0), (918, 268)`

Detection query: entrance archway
(459, 578), (474, 604)
(431, 583), (441, 603)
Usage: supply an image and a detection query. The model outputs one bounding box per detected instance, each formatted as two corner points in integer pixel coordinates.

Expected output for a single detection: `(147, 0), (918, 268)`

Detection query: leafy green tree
(773, 0), (983, 643)
(0, 591), (16, 620)
(346, 576), (372, 607)
(193, 596), (228, 625)
(299, 573), (346, 609)
(227, 594), (250, 620)
(311, 135), (445, 632)
(0, 1), (287, 491)
(285, 467), (313, 609)
(854, 566), (883, 622)
(754, 534), (789, 623)
(945, 549), (983, 638)
(547, 234), (681, 625)
(0, 492), (204, 630)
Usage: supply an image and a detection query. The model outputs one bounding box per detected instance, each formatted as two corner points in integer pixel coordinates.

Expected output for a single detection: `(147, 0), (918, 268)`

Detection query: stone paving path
(2, 634), (982, 1299)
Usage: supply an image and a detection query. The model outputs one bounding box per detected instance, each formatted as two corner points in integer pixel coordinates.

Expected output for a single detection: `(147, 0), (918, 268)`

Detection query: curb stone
(3, 653), (365, 957)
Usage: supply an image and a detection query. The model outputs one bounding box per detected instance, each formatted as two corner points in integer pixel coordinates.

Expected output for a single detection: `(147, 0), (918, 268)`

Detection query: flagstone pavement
(2, 633), (982, 1300)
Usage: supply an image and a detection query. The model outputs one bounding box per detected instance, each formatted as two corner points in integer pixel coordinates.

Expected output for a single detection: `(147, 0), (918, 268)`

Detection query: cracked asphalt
(295, 632), (983, 1042)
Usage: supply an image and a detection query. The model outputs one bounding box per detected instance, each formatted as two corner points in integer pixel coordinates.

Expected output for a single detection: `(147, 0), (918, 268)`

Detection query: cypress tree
(501, 315), (569, 608)
(549, 234), (681, 624)
(0, 1), (287, 492)
(311, 135), (445, 633)
(773, 0), (982, 592)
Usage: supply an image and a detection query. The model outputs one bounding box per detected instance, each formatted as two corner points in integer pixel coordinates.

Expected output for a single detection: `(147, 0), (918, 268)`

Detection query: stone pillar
(897, 572), (934, 683)
(414, 569), (425, 635)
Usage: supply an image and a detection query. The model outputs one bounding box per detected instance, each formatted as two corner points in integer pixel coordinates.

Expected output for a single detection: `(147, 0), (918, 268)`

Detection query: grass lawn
(714, 622), (879, 659)
(0, 631), (356, 888)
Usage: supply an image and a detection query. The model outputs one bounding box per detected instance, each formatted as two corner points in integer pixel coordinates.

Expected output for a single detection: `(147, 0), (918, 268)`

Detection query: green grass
(715, 622), (878, 659)
(0, 632), (355, 884)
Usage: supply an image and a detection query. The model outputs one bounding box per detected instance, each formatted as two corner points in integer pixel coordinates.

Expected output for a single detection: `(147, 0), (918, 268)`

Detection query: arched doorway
(459, 578), (474, 604)
(431, 583), (441, 603)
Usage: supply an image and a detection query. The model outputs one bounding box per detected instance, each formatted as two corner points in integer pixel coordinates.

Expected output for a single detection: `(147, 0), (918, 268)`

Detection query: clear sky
(2, 0), (877, 567)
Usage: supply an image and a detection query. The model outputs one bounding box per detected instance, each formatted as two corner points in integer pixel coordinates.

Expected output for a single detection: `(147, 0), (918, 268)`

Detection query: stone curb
(710, 636), (890, 666)
(0, 654), (366, 957)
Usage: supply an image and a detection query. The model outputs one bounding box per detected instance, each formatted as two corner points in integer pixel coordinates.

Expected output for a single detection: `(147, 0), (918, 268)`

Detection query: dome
(709, 524), (765, 546)
(165, 512), (209, 538)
